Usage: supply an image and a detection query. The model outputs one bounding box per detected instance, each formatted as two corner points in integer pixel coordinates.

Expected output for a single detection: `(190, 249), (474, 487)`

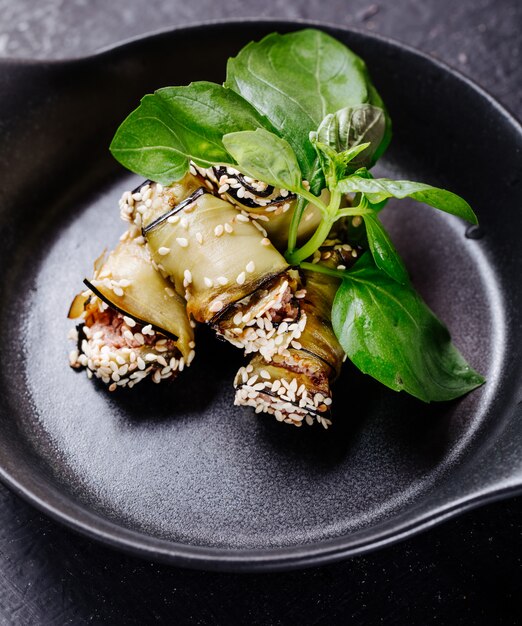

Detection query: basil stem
(286, 190), (343, 264)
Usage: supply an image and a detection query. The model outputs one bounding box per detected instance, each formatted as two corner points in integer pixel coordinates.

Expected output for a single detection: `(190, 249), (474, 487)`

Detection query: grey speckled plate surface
(0, 20), (521, 572)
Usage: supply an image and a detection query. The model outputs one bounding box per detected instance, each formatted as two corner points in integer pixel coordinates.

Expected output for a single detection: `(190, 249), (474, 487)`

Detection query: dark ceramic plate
(0, 20), (521, 572)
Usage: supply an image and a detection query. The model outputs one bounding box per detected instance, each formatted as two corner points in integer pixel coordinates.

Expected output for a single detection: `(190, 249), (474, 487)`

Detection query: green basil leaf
(311, 104), (386, 170)
(311, 139), (371, 187)
(110, 81), (271, 185)
(363, 213), (409, 284)
(332, 254), (485, 402)
(336, 175), (478, 224)
(223, 129), (303, 193)
(225, 29), (386, 192)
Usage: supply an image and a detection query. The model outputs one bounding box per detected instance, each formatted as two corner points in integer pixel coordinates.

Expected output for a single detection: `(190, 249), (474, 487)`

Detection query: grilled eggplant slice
(68, 233), (195, 389)
(125, 174), (306, 360)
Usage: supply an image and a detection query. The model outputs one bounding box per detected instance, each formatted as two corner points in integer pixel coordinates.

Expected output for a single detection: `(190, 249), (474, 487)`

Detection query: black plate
(0, 20), (521, 572)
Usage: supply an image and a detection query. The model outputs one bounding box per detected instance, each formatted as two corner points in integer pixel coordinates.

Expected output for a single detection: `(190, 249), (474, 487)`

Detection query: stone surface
(0, 1), (520, 624)
(0, 0), (520, 117)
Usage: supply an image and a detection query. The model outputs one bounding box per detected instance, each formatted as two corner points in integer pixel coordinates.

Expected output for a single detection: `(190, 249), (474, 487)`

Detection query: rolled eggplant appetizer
(68, 232), (195, 390)
(234, 244), (358, 428)
(122, 174), (306, 361)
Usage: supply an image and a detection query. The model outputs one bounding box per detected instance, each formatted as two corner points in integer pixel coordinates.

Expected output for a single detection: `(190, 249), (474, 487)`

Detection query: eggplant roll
(192, 163), (323, 250)
(121, 174), (306, 360)
(234, 245), (358, 428)
(68, 232), (195, 389)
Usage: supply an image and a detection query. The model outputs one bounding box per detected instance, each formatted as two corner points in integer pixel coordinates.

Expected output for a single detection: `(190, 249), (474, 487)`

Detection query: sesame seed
(236, 214), (249, 223)
(246, 261), (255, 273)
(123, 315), (136, 327)
(196, 232), (203, 244)
(236, 271), (246, 285)
(209, 299), (224, 313)
(224, 223), (234, 234)
(165, 286), (176, 297)
(214, 224), (224, 237)
(176, 238), (189, 247)
(167, 215), (179, 224)
(113, 286), (124, 297)
(216, 276), (228, 286)
(261, 238), (270, 246)
(158, 247), (170, 255)
(184, 269), (193, 284)
(204, 277), (213, 288)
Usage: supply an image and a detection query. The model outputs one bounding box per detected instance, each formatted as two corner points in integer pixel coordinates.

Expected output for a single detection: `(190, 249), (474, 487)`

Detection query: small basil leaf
(110, 82), (271, 185)
(225, 29), (387, 192)
(312, 140), (370, 187)
(336, 175), (478, 224)
(332, 254), (485, 402)
(363, 213), (409, 284)
(223, 129), (303, 193)
(312, 104), (386, 170)
(311, 141), (337, 187)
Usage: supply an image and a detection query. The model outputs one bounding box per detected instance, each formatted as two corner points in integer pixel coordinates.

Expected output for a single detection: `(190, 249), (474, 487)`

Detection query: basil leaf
(225, 29), (385, 192)
(332, 254), (485, 402)
(312, 140), (371, 187)
(110, 82), (271, 185)
(363, 213), (409, 284)
(336, 175), (478, 224)
(311, 104), (386, 171)
(223, 129), (303, 193)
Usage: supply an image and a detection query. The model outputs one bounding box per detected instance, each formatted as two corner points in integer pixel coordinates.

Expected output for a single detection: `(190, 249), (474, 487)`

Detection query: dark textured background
(0, 1), (521, 624)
